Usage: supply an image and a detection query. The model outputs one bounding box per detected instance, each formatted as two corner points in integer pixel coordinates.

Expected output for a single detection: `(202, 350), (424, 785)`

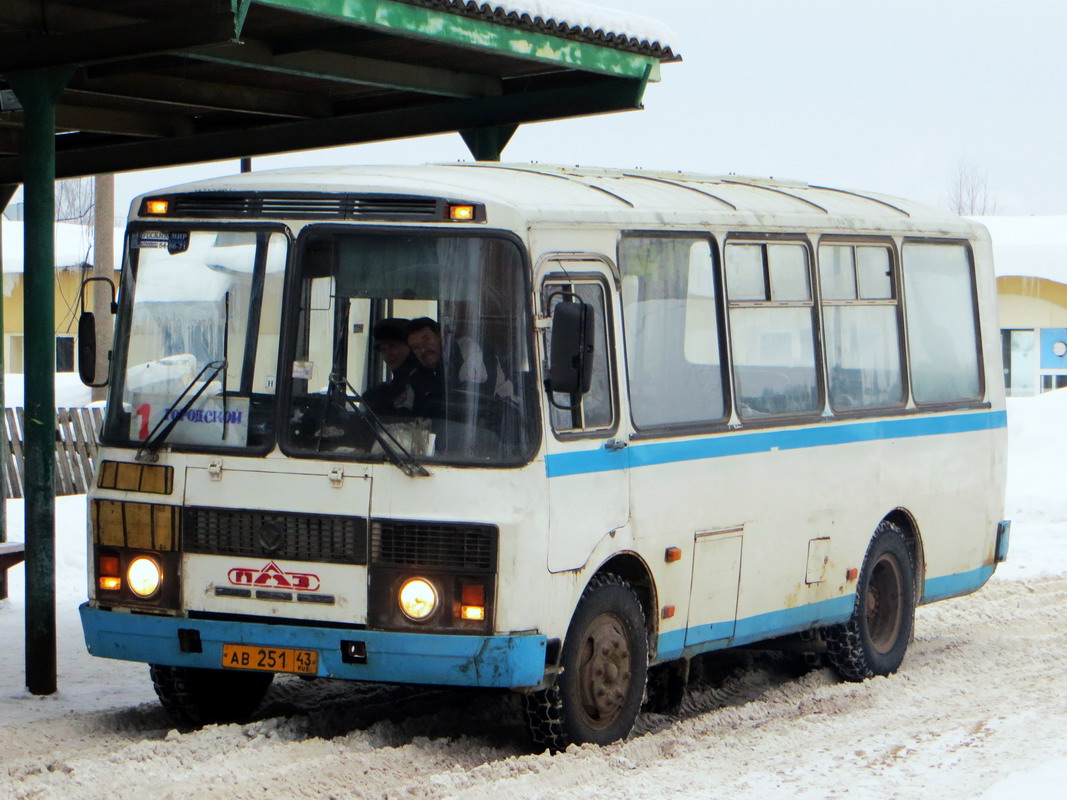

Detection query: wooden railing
(2, 407), (104, 499)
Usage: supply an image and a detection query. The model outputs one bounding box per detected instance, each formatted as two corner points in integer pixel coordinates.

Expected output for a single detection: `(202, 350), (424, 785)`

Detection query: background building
(974, 216), (1067, 396)
(1, 215), (122, 375)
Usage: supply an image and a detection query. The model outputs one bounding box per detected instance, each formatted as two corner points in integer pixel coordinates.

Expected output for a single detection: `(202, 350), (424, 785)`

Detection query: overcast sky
(102, 0), (1067, 218)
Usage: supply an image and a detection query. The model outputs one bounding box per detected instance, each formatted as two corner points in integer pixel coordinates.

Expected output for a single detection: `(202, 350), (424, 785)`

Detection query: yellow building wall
(997, 276), (1067, 329)
(2, 268), (121, 372)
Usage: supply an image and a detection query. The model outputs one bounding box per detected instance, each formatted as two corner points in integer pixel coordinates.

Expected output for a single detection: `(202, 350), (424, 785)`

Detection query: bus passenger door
(541, 267), (630, 573)
(684, 529), (743, 646)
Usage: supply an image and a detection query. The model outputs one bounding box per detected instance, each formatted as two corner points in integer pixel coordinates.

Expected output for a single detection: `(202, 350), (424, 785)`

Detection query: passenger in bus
(362, 318), (420, 416)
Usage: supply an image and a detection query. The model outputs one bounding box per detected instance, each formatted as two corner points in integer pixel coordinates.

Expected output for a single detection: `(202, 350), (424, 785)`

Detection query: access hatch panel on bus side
(182, 463), (371, 623)
(684, 529), (743, 646)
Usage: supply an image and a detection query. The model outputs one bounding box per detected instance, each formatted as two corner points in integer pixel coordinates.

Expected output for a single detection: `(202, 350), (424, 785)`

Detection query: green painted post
(0, 183), (15, 602)
(8, 69), (71, 696)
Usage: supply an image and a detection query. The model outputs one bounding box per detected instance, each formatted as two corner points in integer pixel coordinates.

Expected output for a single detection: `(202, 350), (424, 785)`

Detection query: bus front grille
(370, 520), (497, 573)
(183, 507), (368, 565)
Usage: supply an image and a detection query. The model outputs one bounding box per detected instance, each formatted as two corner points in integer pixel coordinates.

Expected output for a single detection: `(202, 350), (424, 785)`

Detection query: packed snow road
(2, 574), (1065, 800)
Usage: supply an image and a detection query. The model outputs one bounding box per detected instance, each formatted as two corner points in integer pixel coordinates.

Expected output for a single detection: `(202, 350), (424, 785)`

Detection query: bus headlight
(127, 556), (163, 598)
(398, 577), (438, 621)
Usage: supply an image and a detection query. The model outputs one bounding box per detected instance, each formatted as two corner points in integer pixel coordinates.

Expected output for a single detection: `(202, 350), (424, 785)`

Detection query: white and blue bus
(79, 164), (1009, 748)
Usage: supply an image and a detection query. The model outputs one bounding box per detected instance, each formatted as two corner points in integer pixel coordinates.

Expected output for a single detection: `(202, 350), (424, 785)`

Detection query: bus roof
(136, 163), (980, 237)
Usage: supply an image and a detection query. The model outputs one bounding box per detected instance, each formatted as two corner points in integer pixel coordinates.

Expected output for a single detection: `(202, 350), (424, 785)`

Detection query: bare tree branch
(949, 160), (997, 216)
(55, 177), (95, 224)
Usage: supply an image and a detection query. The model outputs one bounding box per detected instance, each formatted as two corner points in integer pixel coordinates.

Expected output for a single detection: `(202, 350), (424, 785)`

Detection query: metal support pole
(91, 174), (114, 402)
(0, 183), (17, 602)
(8, 68), (72, 696)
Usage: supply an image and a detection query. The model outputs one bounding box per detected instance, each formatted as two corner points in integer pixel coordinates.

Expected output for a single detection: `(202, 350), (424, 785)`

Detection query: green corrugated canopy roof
(0, 0), (679, 181)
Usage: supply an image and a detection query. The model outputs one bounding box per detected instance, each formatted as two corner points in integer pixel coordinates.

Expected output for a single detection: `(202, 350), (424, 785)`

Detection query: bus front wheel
(824, 520), (916, 681)
(150, 664), (273, 727)
(524, 573), (648, 750)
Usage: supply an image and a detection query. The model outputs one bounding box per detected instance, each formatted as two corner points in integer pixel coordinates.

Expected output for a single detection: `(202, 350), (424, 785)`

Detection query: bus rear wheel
(150, 664), (273, 727)
(524, 573), (648, 751)
(825, 521), (916, 681)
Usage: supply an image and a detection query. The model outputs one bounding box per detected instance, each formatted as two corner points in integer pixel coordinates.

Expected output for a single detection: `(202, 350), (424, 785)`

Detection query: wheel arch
(882, 507), (926, 604)
(589, 551), (659, 660)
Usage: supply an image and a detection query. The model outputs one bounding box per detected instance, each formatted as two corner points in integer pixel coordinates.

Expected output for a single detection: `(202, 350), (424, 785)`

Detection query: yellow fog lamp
(127, 556), (163, 598)
(459, 582), (486, 621)
(144, 198), (169, 215)
(398, 577), (438, 621)
(98, 553), (122, 592)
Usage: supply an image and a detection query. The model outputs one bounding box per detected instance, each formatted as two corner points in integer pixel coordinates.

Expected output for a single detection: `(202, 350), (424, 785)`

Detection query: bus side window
(726, 241), (820, 419)
(618, 236), (726, 429)
(818, 243), (905, 411)
(901, 242), (982, 405)
(544, 280), (614, 434)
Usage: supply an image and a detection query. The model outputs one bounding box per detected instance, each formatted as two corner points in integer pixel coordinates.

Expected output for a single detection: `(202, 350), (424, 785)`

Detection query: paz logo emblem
(228, 561), (321, 592)
(258, 520), (286, 555)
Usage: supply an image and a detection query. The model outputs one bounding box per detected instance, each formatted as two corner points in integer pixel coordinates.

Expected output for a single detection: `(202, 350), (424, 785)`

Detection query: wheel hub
(866, 552), (904, 654)
(576, 613), (632, 728)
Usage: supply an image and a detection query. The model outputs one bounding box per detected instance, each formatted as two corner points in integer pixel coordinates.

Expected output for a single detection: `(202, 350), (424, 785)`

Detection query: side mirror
(78, 276), (117, 388)
(78, 311), (100, 385)
(546, 298), (594, 398)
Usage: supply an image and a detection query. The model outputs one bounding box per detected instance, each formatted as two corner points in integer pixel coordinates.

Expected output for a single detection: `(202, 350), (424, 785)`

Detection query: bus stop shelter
(0, 0), (676, 694)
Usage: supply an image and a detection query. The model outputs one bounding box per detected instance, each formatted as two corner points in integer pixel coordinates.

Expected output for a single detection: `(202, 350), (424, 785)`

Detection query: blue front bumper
(80, 604), (547, 689)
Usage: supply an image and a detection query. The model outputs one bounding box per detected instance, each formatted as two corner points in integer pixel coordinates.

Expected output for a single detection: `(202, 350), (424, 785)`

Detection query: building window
(56, 336), (76, 373)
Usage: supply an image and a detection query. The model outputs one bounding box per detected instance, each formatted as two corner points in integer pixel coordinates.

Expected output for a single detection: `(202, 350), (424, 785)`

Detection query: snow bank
(999, 390), (1067, 580)
(3, 373), (93, 408)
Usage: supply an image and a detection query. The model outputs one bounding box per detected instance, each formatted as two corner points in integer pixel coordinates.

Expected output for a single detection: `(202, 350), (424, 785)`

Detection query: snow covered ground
(1, 392), (1066, 798)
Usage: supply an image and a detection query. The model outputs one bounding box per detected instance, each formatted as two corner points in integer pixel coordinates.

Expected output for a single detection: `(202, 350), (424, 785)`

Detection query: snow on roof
(404, 0), (678, 57)
(969, 216), (1067, 285)
(1, 219), (124, 274)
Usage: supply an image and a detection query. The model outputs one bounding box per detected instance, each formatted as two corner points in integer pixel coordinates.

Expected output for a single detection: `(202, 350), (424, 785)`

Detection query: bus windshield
(283, 229), (536, 467)
(102, 227), (287, 452)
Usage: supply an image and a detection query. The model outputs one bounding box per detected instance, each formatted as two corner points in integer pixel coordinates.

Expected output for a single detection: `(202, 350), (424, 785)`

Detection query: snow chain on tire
(523, 572), (648, 751)
(824, 520), (916, 682)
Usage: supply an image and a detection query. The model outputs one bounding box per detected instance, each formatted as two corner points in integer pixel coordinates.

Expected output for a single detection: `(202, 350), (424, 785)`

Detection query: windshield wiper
(326, 374), (430, 478)
(136, 360), (226, 462)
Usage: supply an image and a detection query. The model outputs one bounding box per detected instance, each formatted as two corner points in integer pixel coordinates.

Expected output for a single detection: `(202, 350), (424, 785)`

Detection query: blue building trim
(546, 410), (1006, 478)
(80, 605), (547, 689)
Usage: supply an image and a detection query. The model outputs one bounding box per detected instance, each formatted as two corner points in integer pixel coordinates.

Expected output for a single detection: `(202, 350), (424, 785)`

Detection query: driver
(404, 317), (516, 418)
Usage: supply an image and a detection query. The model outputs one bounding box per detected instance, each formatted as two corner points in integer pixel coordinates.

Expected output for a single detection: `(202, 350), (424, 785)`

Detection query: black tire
(825, 521), (916, 681)
(524, 573), (648, 750)
(150, 664), (273, 727)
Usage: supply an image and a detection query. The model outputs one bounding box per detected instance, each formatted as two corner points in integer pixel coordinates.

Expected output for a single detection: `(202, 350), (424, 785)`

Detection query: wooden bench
(0, 541), (25, 601)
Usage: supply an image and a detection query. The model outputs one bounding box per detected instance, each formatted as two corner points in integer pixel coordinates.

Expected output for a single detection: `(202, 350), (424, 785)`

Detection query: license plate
(221, 643), (318, 675)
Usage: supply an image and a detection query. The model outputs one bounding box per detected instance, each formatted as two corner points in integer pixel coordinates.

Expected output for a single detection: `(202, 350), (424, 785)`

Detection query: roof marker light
(144, 199), (169, 215)
(448, 204), (476, 221)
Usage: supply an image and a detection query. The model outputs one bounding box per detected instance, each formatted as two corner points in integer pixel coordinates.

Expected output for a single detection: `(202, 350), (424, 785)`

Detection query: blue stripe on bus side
(655, 565), (997, 662)
(921, 564), (995, 603)
(656, 594), (854, 662)
(546, 410), (1007, 478)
